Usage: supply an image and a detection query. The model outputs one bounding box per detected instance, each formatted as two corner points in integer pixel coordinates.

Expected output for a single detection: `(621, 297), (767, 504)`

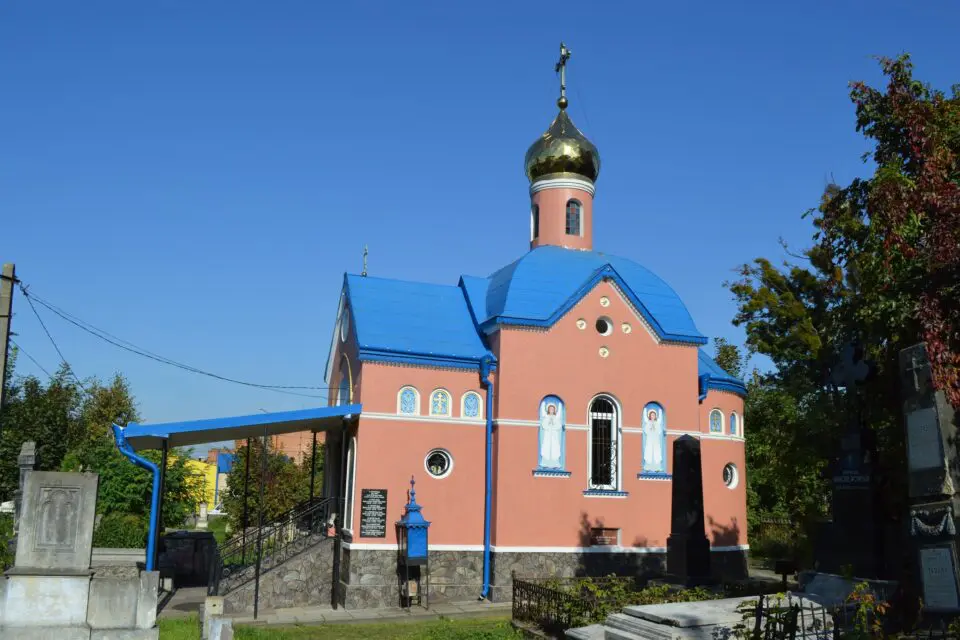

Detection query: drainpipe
(478, 355), (494, 600)
(112, 424), (161, 572)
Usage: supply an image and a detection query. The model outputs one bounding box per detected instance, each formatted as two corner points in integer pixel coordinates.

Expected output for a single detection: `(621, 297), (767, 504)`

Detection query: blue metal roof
(697, 349), (747, 396)
(345, 274), (495, 369)
(120, 405), (361, 451)
(460, 246), (707, 345)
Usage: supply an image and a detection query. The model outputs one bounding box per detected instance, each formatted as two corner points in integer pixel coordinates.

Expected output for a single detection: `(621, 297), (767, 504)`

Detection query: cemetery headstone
(666, 435), (711, 584)
(12, 441), (38, 535)
(900, 343), (960, 614)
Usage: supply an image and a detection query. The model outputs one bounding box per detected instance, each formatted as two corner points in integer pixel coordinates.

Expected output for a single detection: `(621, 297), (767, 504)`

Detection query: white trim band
(530, 177), (596, 196)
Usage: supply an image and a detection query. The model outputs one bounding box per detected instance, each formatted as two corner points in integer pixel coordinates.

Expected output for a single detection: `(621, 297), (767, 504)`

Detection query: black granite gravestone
(900, 343), (960, 614)
(666, 435), (711, 584)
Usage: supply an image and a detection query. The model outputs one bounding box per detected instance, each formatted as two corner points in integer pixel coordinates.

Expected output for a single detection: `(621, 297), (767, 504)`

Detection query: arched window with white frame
(588, 395), (620, 490)
(430, 389), (451, 417)
(565, 200), (582, 236)
(729, 412), (739, 436)
(709, 409), (723, 433)
(461, 392), (482, 419)
(398, 386), (420, 415)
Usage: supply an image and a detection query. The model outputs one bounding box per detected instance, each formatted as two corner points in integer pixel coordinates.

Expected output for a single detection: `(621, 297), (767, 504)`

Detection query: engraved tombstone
(12, 470), (99, 573)
(900, 343), (960, 614)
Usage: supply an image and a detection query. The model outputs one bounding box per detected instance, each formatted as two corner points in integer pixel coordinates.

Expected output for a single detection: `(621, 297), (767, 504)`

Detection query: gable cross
(361, 245), (368, 277)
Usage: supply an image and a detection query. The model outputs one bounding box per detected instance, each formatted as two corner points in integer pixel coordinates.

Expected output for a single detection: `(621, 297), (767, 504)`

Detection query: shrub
(0, 513), (13, 570)
(93, 512), (148, 549)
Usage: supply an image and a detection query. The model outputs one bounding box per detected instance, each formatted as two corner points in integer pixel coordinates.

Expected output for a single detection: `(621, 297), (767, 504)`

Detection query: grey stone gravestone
(900, 343), (960, 614)
(666, 435), (711, 584)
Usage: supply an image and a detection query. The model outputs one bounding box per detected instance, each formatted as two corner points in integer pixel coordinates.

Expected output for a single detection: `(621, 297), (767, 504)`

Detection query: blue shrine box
(397, 477), (431, 566)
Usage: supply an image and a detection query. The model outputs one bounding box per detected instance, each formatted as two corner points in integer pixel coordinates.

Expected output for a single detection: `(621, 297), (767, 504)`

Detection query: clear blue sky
(3, 2), (958, 448)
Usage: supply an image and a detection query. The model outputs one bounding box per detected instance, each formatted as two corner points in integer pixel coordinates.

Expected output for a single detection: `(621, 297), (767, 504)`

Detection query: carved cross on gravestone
(831, 343), (870, 389)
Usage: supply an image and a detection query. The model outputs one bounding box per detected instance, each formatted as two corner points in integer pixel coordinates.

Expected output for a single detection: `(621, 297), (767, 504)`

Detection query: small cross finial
(361, 245), (368, 277)
(906, 351), (925, 394)
(555, 42), (571, 110)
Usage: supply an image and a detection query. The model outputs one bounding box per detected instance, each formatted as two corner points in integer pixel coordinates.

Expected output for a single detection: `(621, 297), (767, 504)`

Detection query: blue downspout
(479, 355), (494, 600)
(112, 424), (161, 571)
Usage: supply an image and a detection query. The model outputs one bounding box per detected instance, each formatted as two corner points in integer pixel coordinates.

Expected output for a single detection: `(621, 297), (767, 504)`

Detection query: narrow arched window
(462, 392), (482, 419)
(709, 409), (723, 433)
(430, 389), (451, 416)
(565, 200), (581, 236)
(589, 396), (619, 489)
(729, 412), (739, 436)
(531, 204), (540, 240)
(338, 375), (350, 406)
(398, 386), (419, 415)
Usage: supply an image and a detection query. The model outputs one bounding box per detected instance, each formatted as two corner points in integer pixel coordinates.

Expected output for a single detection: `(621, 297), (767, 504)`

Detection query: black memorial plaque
(359, 489), (388, 538)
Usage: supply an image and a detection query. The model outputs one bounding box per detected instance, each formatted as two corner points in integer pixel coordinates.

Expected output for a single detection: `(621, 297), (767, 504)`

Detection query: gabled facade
(320, 60), (748, 607)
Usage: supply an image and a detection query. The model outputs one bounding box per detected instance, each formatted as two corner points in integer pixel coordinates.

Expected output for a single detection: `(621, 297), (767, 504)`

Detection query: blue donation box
(396, 476), (431, 609)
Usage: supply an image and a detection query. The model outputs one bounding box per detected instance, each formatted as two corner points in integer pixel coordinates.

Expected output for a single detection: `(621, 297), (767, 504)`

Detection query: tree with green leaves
(728, 54), (958, 549)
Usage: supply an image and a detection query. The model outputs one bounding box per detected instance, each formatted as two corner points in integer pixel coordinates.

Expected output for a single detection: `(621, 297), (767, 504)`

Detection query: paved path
(232, 600), (512, 626)
(158, 587), (511, 626)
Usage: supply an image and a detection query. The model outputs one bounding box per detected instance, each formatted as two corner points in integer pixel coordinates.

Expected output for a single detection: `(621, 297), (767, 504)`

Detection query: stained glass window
(399, 387), (418, 415)
(729, 413), (738, 435)
(463, 392), (480, 418)
(430, 390), (451, 416)
(565, 200), (581, 235)
(709, 410), (723, 433)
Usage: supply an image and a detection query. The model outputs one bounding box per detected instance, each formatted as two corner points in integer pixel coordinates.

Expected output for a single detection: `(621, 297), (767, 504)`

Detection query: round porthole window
(595, 316), (613, 336)
(425, 449), (453, 479)
(723, 463), (739, 489)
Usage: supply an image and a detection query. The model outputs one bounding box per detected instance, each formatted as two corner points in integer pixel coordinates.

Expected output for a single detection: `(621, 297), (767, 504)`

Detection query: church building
(321, 46), (747, 606)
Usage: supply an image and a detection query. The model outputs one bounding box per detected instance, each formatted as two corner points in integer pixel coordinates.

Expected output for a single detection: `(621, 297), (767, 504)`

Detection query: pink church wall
(491, 280), (701, 548)
(530, 186), (593, 251)
(347, 362), (491, 545)
(700, 390), (747, 547)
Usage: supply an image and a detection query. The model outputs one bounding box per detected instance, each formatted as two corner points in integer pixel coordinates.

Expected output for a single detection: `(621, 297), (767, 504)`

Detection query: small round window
(425, 449), (453, 479)
(595, 316), (613, 336)
(723, 463), (739, 489)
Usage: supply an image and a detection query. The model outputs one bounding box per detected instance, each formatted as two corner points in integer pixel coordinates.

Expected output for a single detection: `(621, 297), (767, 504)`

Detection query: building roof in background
(698, 349), (747, 396)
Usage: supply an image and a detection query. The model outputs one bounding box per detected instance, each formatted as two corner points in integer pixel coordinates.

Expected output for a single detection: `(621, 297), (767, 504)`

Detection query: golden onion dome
(524, 106), (600, 184)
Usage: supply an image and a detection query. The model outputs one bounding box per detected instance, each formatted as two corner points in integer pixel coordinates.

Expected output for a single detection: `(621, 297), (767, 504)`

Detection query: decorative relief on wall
(399, 387), (419, 415)
(621, 322), (632, 334)
(536, 396), (567, 474)
(911, 506), (957, 537)
(430, 389), (451, 416)
(33, 486), (80, 551)
(599, 296), (610, 307)
(639, 403), (669, 479)
(599, 346), (609, 358)
(576, 318), (587, 330)
(463, 392), (481, 418)
(709, 409), (723, 433)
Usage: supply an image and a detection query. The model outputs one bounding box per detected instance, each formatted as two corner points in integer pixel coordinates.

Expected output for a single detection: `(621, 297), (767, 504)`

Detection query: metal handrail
(209, 496), (336, 596)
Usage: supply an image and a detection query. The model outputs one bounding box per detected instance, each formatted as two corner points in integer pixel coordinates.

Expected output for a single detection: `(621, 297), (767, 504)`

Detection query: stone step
(564, 623), (607, 639)
(605, 613), (683, 640)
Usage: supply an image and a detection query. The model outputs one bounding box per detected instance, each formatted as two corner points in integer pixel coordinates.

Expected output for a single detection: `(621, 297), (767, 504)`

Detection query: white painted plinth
(2, 574), (91, 627)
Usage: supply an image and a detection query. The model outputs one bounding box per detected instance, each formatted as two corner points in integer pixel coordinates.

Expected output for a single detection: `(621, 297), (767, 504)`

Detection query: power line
(17, 284), (326, 399)
(9, 339), (53, 379)
(20, 286), (88, 392)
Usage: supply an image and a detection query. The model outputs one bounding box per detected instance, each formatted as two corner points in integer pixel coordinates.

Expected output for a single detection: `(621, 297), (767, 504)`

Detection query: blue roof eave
(357, 346), (497, 371)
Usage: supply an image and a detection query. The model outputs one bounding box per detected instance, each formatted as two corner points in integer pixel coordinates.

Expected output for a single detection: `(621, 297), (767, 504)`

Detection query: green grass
(160, 615), (521, 639)
(206, 516), (229, 545)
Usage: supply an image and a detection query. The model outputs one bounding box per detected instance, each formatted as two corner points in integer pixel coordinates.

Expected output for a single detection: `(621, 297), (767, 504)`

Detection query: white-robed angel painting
(642, 403), (666, 473)
(538, 396), (565, 469)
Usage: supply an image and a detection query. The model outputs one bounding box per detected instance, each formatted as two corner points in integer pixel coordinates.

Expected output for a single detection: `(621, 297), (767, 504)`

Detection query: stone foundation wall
(223, 537), (336, 614)
(339, 548), (484, 609)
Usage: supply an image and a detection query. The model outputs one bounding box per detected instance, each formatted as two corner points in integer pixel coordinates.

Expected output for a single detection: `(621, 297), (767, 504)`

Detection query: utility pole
(0, 263), (16, 438)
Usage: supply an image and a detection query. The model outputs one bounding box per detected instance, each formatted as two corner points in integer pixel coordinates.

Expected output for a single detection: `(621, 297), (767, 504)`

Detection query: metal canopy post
(252, 427), (269, 620)
(309, 431), (318, 499)
(241, 437), (251, 564)
(154, 440), (169, 571)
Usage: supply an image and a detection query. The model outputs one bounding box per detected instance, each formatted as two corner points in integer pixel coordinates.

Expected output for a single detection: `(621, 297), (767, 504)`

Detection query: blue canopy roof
(119, 405), (361, 451)
(698, 349), (747, 396)
(460, 246), (707, 345)
(345, 274), (495, 370)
